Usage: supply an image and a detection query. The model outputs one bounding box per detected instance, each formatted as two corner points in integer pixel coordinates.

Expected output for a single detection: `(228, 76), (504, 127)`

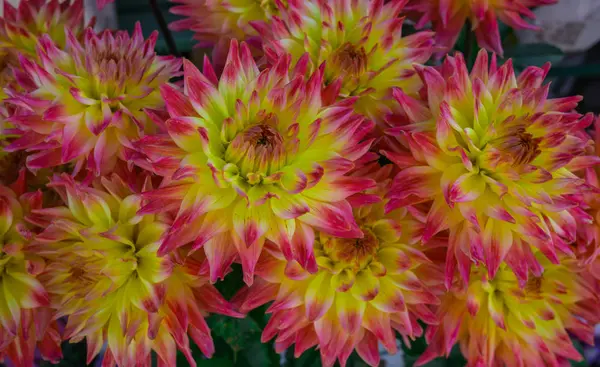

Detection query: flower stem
(464, 21), (475, 67)
(149, 0), (179, 56)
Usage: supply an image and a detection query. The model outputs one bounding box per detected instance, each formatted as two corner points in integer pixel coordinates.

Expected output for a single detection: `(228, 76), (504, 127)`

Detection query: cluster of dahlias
(1, 0), (598, 366)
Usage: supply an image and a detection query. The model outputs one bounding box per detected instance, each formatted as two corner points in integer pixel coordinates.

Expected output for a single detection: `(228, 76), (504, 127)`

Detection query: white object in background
(516, 0), (600, 53)
(380, 340), (404, 367)
(0, 0), (21, 15)
(84, 0), (118, 30)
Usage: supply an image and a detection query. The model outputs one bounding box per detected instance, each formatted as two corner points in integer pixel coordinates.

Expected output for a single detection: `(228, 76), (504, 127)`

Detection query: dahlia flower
(0, 177), (62, 366)
(252, 0), (434, 122)
(574, 118), (600, 267)
(407, 0), (557, 55)
(418, 257), (599, 366)
(386, 50), (596, 286)
(31, 174), (242, 367)
(169, 0), (283, 69)
(232, 165), (443, 367)
(0, 0), (89, 63)
(3, 23), (181, 175)
(135, 40), (374, 285)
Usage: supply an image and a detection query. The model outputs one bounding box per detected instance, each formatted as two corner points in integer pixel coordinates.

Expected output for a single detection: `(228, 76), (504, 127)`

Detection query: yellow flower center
(224, 121), (286, 177)
(330, 43), (368, 79)
(321, 228), (380, 271)
(68, 265), (96, 289)
(256, 0), (279, 15)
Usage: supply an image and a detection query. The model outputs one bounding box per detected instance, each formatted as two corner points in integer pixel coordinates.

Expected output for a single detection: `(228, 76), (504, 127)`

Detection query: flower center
(70, 266), (89, 283)
(244, 124), (283, 148)
(525, 275), (543, 295)
(322, 228), (380, 271)
(257, 0), (279, 14)
(94, 46), (127, 66)
(330, 42), (368, 78)
(224, 122), (285, 177)
(494, 126), (542, 166)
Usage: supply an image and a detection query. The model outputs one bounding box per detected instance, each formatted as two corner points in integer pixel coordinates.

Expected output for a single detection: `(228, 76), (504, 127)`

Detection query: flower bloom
(253, 0), (434, 123)
(135, 40), (375, 285)
(0, 0), (89, 61)
(3, 23), (181, 175)
(0, 0), (89, 104)
(386, 50), (596, 287)
(232, 165), (442, 367)
(574, 118), (600, 269)
(169, 0), (284, 69)
(407, 0), (557, 55)
(0, 177), (61, 366)
(32, 174), (242, 367)
(418, 258), (600, 366)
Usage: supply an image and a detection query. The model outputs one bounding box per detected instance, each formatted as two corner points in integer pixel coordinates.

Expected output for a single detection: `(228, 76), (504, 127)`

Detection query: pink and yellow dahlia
(135, 40), (375, 285)
(0, 177), (61, 367)
(0, 0), (89, 64)
(573, 118), (600, 269)
(386, 50), (596, 286)
(32, 174), (242, 367)
(3, 23), (181, 175)
(418, 257), (599, 366)
(0, 0), (89, 114)
(169, 0), (283, 69)
(407, 0), (557, 55)
(232, 165), (443, 367)
(253, 0), (434, 123)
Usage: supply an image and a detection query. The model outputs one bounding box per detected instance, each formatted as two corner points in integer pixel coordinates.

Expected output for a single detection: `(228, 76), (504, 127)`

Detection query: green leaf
(215, 263), (245, 300)
(198, 357), (236, 367)
(208, 314), (263, 354)
(206, 313), (279, 366)
(284, 347), (320, 367)
(402, 334), (428, 357)
(237, 337), (280, 367)
(402, 335), (466, 367)
(570, 338), (589, 367)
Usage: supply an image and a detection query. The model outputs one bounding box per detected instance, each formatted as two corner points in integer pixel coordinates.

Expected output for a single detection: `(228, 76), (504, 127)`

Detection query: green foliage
(401, 331), (466, 367)
(200, 263), (281, 367)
